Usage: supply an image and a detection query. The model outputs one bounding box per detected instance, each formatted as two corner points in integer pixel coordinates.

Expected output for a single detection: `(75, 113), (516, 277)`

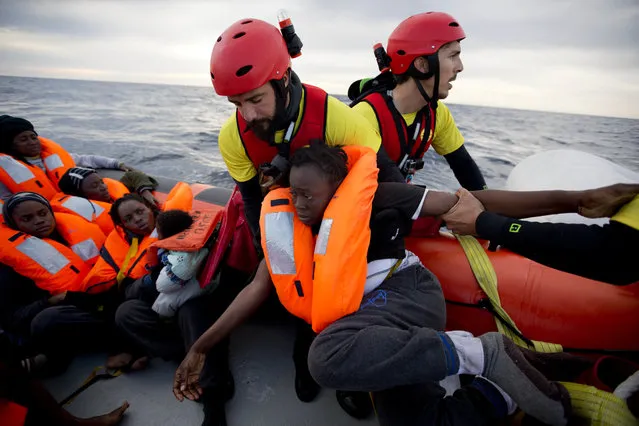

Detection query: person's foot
(336, 390), (373, 419)
(478, 332), (571, 426)
(130, 356), (149, 371)
(76, 401), (129, 425)
(295, 369), (321, 402)
(106, 353), (148, 371)
(106, 353), (133, 369)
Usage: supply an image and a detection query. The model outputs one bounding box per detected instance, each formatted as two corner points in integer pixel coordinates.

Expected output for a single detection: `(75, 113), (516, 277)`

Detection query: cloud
(1, 0), (638, 118)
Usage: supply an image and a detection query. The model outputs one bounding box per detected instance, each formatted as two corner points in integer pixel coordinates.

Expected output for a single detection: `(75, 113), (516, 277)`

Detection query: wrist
(190, 339), (208, 355)
(566, 190), (582, 213)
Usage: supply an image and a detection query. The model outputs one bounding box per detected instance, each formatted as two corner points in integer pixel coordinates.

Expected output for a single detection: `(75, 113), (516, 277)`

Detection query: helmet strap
(409, 55), (440, 110)
(271, 70), (303, 132)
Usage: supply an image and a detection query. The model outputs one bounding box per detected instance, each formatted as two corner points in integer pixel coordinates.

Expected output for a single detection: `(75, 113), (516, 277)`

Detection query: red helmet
(210, 18), (291, 96)
(387, 12), (466, 75)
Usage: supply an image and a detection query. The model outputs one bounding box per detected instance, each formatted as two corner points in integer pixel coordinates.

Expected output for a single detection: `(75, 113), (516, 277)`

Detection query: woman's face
(80, 173), (110, 202)
(12, 131), (41, 157)
(117, 199), (155, 236)
(288, 164), (337, 226)
(11, 200), (56, 238)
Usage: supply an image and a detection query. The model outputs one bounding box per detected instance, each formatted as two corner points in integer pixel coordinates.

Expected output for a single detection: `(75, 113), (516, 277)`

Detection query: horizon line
(2, 73), (637, 121)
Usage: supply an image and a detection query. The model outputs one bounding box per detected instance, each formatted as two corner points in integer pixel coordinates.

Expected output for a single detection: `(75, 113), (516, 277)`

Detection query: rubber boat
(41, 150), (638, 425)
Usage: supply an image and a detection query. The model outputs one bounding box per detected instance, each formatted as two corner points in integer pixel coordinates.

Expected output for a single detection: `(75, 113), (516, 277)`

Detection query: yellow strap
(116, 237), (139, 288)
(61, 365), (123, 406)
(453, 234), (639, 425)
(454, 234), (562, 353)
(560, 382), (639, 426)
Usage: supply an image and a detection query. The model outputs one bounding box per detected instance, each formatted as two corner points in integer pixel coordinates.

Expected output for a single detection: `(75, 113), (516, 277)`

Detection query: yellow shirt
(352, 100), (464, 156)
(611, 195), (639, 231)
(219, 91), (381, 183)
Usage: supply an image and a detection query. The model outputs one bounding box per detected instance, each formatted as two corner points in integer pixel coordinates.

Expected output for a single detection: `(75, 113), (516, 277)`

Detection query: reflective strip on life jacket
(60, 196), (106, 221)
(16, 237), (71, 275)
(43, 153), (64, 171)
(70, 238), (100, 262)
(0, 155), (35, 184)
(262, 211), (296, 275)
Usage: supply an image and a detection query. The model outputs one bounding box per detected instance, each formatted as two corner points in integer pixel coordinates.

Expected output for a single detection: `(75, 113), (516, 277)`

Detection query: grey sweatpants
(308, 265), (499, 426)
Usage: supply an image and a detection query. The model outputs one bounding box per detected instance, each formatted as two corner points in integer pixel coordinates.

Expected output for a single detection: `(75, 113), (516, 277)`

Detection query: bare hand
(578, 183), (639, 218)
(441, 188), (486, 236)
(48, 291), (67, 305)
(140, 189), (159, 207)
(173, 350), (205, 402)
(118, 163), (133, 172)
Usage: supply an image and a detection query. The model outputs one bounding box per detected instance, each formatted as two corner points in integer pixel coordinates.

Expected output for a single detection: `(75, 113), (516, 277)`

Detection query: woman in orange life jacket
(173, 143), (610, 426)
(0, 115), (134, 201)
(0, 192), (126, 376)
(53, 167), (159, 235)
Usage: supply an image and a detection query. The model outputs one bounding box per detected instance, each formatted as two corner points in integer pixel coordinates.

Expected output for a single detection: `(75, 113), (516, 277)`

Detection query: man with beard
(209, 17), (401, 418)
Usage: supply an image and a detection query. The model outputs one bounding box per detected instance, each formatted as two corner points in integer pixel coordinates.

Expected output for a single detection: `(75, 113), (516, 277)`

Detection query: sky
(1, 0), (638, 119)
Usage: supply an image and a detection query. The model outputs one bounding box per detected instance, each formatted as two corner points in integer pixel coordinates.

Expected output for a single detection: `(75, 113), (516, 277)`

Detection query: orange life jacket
(81, 182), (193, 293)
(148, 207), (224, 287)
(104, 178), (129, 201)
(0, 213), (106, 294)
(260, 145), (379, 332)
(50, 193), (114, 235)
(0, 137), (75, 200)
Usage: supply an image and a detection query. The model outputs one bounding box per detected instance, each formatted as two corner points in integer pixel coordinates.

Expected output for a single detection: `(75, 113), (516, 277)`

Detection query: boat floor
(43, 321), (368, 426)
(43, 319), (460, 425)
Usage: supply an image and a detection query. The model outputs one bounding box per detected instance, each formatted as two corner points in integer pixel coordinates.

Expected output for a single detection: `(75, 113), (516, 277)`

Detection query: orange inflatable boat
(98, 169), (639, 355)
(407, 233), (639, 354)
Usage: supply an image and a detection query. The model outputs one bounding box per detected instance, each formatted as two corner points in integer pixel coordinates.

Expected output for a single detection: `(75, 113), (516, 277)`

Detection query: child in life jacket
(144, 210), (209, 317)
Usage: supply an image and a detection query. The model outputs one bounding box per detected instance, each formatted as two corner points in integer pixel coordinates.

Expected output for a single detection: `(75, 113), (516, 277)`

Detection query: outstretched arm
(469, 183), (639, 220)
(173, 260), (272, 401)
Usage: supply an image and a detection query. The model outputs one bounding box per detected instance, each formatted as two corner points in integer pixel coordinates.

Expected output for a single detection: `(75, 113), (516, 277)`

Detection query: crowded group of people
(1, 10), (638, 426)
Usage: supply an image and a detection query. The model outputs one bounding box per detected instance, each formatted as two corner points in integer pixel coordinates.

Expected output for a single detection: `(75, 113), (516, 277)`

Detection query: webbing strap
(560, 382), (639, 426)
(59, 366), (122, 406)
(116, 237), (139, 288)
(454, 234), (563, 353)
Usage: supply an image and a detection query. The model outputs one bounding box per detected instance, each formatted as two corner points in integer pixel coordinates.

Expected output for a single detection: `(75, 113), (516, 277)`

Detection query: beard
(246, 118), (274, 141)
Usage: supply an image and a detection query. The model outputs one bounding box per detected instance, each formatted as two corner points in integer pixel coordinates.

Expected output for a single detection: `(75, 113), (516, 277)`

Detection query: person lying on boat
(113, 206), (245, 426)
(349, 12), (487, 189)
(211, 16), (404, 416)
(173, 143), (593, 426)
(53, 167), (159, 234)
(441, 185), (639, 285)
(0, 328), (130, 426)
(0, 115), (134, 202)
(59, 166), (159, 205)
(0, 192), (128, 376)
